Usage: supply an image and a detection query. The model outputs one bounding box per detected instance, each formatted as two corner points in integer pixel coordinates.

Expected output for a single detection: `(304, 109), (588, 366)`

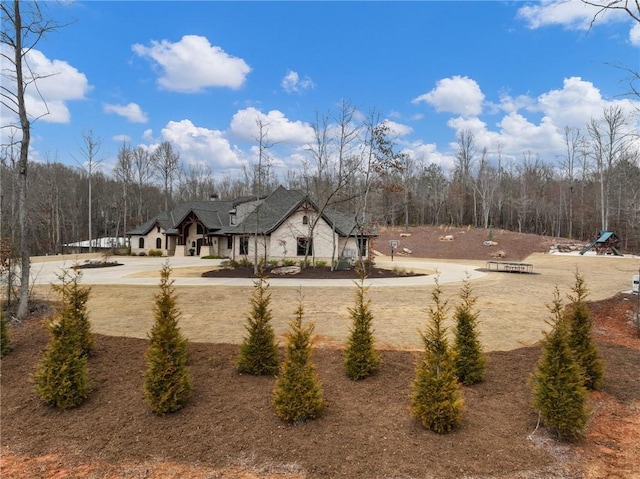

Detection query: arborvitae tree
(565, 270), (603, 391)
(411, 278), (464, 434)
(33, 272), (92, 409)
(453, 279), (486, 385)
(53, 269), (93, 357)
(237, 275), (280, 375)
(273, 297), (325, 423)
(344, 272), (380, 380)
(1, 310), (11, 357)
(532, 286), (588, 442)
(144, 263), (192, 414)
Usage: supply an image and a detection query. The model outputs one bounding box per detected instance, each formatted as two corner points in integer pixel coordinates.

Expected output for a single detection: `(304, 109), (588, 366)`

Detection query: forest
(1, 102), (639, 257)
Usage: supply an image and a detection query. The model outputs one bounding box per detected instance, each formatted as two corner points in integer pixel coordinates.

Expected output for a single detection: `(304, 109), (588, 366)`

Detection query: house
(127, 186), (375, 263)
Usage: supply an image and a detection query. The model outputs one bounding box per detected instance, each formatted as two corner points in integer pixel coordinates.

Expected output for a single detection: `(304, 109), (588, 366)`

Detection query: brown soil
(2, 226), (639, 478)
(373, 225), (560, 261)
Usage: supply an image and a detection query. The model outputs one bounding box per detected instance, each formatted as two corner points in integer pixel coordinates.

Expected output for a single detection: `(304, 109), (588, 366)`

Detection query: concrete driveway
(29, 254), (486, 288)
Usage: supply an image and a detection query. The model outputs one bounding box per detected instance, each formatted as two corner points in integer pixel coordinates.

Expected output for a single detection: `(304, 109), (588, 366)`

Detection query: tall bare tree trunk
(13, 0), (31, 321)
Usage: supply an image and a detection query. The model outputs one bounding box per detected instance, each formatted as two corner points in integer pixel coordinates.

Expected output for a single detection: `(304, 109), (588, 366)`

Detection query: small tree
(237, 275), (280, 375)
(532, 286), (588, 442)
(144, 263), (192, 414)
(344, 271), (380, 380)
(453, 278), (486, 385)
(53, 269), (93, 357)
(33, 271), (92, 409)
(273, 296), (325, 423)
(565, 270), (603, 391)
(1, 309), (12, 357)
(411, 278), (464, 434)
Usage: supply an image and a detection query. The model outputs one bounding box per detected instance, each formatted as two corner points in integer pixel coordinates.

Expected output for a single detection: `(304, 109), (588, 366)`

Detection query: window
(227, 236), (233, 249)
(197, 224), (204, 235)
(156, 226), (160, 233)
(156, 238), (162, 249)
(357, 237), (368, 257)
(230, 213), (236, 226)
(239, 236), (249, 255)
(138, 238), (145, 249)
(297, 237), (312, 256)
(302, 215), (309, 225)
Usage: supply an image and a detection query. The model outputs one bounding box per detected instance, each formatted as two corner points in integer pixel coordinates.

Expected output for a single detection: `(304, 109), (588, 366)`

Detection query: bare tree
(113, 141), (133, 245)
(131, 146), (154, 222)
(587, 106), (629, 232)
(582, 0), (640, 26)
(1, 0), (59, 320)
(74, 130), (103, 253)
(473, 148), (498, 230)
(152, 141), (180, 211)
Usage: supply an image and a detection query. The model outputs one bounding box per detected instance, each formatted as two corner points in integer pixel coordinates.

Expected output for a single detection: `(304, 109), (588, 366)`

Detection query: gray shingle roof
(127, 186), (374, 238)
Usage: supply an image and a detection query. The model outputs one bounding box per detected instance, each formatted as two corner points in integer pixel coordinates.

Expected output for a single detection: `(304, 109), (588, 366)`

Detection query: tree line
(1, 103), (639, 259)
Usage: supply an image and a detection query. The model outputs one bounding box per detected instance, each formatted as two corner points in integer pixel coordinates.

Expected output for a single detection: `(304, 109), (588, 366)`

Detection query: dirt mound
(375, 226), (557, 261)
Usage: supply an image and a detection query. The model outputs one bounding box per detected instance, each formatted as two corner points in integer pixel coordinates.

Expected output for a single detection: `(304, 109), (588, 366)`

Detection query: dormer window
(302, 215), (309, 225)
(230, 209), (237, 226)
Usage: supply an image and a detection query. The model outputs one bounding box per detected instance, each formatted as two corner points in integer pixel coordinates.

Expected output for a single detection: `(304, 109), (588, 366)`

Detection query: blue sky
(3, 0), (639, 178)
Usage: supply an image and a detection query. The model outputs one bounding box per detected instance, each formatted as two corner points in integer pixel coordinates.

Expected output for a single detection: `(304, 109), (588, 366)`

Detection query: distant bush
(282, 259), (297, 267)
(267, 259), (280, 267)
(298, 259), (311, 268)
(148, 249), (163, 257)
(230, 258), (253, 268)
(201, 255), (225, 260)
(315, 260), (327, 268)
(138, 251), (147, 256)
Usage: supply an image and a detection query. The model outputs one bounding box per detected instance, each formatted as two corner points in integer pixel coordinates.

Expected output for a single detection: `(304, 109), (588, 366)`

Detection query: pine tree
(453, 279), (486, 385)
(1, 309), (11, 357)
(532, 286), (588, 442)
(411, 278), (464, 434)
(53, 269), (93, 357)
(273, 297), (325, 423)
(565, 270), (603, 391)
(344, 271), (380, 380)
(144, 263), (192, 414)
(34, 272), (91, 409)
(237, 275), (280, 375)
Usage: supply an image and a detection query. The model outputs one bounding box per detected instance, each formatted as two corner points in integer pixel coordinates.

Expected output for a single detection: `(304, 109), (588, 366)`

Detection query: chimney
(209, 193), (219, 201)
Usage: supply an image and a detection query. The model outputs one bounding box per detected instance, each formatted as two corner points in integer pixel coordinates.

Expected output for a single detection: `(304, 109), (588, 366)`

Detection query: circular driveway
(29, 255), (486, 288)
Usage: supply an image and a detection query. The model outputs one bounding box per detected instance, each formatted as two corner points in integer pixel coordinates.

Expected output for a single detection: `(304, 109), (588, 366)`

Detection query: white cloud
(534, 76), (607, 128)
(103, 102), (148, 123)
(413, 76), (485, 117)
(229, 107), (315, 144)
(404, 141), (456, 171)
(384, 120), (414, 137)
(0, 47), (91, 125)
(517, 0), (602, 30)
(631, 22), (640, 46)
(132, 35), (251, 93)
(158, 119), (241, 169)
(517, 0), (637, 44)
(281, 70), (315, 93)
(112, 134), (132, 142)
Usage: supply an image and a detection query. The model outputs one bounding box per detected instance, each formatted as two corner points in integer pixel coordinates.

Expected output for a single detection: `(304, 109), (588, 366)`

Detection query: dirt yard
(2, 226), (639, 478)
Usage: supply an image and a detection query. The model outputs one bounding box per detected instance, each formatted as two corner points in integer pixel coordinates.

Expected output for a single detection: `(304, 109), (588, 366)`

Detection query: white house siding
(269, 211), (338, 261)
(130, 227), (167, 256)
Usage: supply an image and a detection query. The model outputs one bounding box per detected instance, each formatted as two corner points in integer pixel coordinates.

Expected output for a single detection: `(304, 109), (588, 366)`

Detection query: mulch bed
(2, 295), (639, 478)
(202, 265), (424, 280)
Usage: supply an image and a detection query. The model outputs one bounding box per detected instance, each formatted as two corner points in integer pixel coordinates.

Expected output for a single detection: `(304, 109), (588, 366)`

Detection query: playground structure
(580, 231), (623, 256)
